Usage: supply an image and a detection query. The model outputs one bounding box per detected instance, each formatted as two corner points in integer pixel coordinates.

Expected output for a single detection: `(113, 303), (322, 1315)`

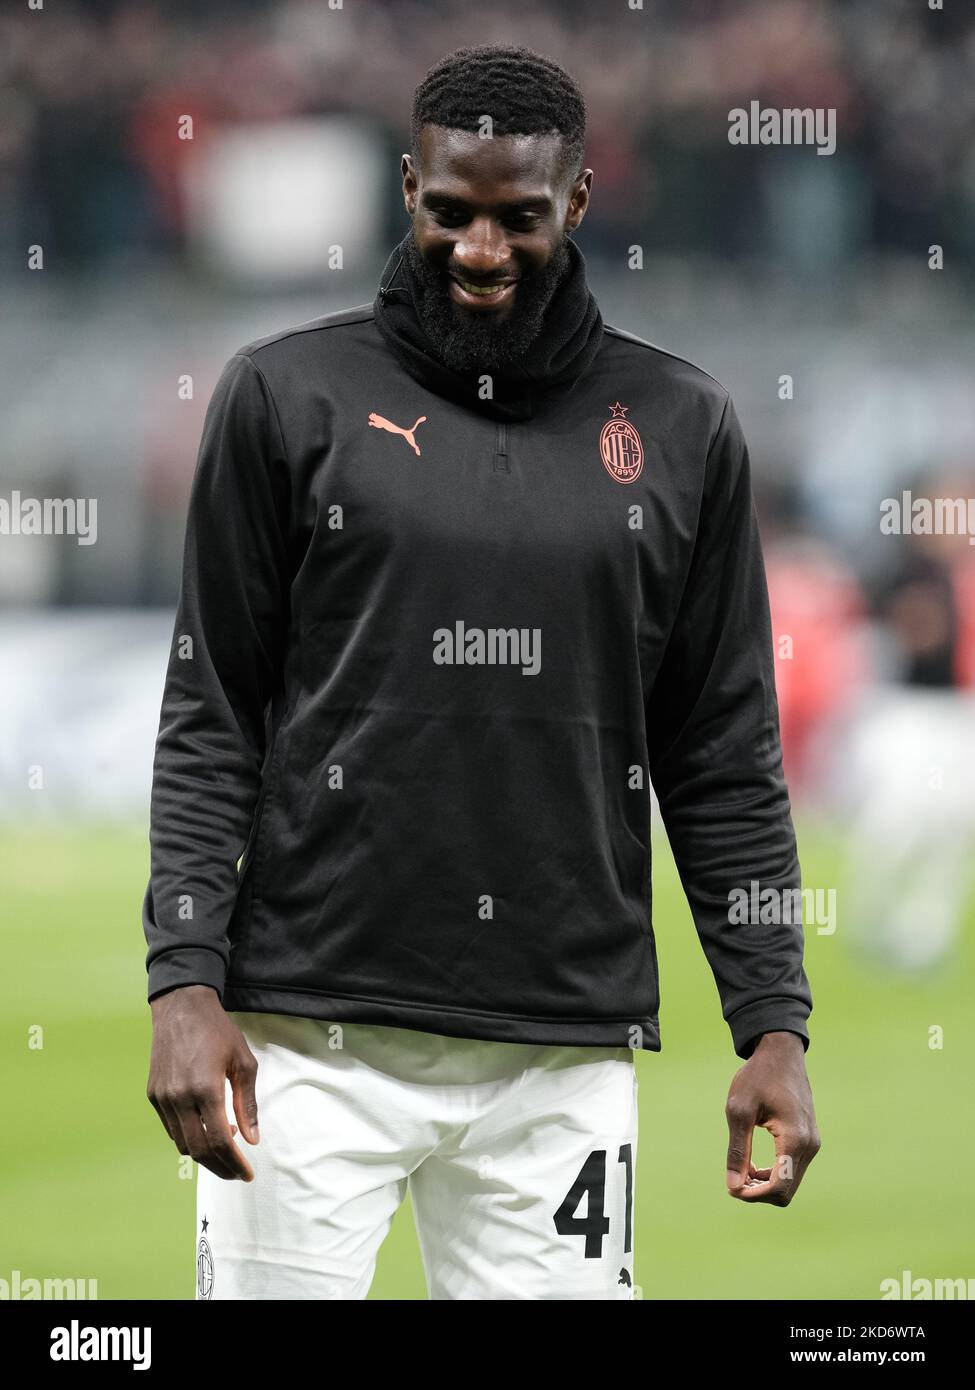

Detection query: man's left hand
(725, 1031), (820, 1205)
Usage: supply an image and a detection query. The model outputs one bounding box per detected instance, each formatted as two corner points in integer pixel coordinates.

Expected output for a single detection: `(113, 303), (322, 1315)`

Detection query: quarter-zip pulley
(494, 422), (509, 473)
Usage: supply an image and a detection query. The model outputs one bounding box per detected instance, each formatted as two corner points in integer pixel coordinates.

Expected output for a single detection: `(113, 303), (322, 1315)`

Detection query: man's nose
(451, 220), (511, 275)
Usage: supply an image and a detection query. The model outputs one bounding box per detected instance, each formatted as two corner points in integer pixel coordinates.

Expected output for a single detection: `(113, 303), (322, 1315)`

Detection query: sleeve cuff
(727, 1000), (811, 1060)
(147, 946), (227, 1004)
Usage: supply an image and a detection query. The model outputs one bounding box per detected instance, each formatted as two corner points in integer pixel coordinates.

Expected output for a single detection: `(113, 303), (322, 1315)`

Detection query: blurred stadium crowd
(1, 0), (974, 269)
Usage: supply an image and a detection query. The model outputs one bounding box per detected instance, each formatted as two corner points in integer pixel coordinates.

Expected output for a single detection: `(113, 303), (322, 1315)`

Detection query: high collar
(372, 231), (604, 423)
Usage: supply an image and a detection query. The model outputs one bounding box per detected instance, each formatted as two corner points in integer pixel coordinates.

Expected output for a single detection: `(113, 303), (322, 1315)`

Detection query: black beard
(402, 228), (571, 374)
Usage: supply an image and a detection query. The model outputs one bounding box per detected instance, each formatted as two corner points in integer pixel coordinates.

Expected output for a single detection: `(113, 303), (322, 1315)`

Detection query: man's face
(401, 126), (591, 372)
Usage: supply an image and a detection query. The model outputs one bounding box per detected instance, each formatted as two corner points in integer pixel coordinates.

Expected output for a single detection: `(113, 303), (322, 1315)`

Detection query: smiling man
(143, 44), (818, 1302)
(400, 125), (577, 366)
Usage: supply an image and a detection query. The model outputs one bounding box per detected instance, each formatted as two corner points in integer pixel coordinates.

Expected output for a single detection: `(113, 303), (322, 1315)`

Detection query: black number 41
(552, 1145), (633, 1259)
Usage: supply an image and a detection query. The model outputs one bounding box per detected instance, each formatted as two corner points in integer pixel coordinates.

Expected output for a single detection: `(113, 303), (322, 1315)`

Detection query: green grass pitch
(1, 822), (971, 1299)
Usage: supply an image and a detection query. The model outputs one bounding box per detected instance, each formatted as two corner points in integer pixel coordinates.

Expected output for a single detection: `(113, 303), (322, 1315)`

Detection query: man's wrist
(750, 1029), (806, 1054)
(149, 983), (220, 1011)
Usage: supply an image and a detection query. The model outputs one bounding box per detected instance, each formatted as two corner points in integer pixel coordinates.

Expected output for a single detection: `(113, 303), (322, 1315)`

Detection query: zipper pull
(494, 422), (509, 473)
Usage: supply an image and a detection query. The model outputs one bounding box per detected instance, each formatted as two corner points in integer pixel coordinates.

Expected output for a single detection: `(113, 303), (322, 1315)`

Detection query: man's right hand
(147, 984), (260, 1182)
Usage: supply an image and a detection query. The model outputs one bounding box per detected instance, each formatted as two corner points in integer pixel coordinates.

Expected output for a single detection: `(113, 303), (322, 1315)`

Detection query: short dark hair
(411, 44), (587, 183)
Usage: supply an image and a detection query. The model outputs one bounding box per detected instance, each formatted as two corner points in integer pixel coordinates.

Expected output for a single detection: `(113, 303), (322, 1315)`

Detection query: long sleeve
(142, 351), (292, 1002)
(646, 393), (812, 1059)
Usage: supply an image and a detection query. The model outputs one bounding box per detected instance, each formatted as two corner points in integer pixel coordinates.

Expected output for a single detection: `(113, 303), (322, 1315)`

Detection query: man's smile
(448, 273), (519, 311)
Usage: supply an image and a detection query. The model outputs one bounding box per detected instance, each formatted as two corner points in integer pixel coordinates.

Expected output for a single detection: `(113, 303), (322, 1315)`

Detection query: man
(144, 44), (819, 1301)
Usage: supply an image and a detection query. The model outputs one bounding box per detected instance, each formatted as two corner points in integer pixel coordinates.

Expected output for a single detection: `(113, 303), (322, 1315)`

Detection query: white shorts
(195, 1012), (639, 1300)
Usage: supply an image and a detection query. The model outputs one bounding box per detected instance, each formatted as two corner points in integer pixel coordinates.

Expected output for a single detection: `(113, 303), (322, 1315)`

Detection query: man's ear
(402, 153), (418, 216)
(564, 169), (593, 233)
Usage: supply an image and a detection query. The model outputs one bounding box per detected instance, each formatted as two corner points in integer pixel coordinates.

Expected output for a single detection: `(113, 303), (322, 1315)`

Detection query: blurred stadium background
(1, 0), (973, 1299)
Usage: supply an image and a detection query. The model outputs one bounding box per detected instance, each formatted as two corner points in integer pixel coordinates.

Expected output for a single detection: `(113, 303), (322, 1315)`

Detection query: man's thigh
(195, 1013), (418, 1300)
(409, 1046), (639, 1300)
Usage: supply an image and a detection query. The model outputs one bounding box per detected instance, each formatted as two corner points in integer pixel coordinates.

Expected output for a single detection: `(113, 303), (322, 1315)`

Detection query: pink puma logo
(368, 412), (428, 456)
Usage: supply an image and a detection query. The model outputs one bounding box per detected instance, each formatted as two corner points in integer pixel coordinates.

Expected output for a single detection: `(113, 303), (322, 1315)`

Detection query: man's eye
(428, 210), (539, 231)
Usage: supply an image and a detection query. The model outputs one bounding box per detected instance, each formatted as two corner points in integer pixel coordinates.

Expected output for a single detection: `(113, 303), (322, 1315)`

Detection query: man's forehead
(416, 124), (566, 191)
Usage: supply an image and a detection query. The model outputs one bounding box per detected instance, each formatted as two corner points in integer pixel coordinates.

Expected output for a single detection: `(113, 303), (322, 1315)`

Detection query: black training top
(141, 238), (812, 1059)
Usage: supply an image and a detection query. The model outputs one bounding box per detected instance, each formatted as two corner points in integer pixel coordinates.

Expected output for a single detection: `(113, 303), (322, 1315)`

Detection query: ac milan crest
(197, 1215), (214, 1300)
(599, 402), (644, 484)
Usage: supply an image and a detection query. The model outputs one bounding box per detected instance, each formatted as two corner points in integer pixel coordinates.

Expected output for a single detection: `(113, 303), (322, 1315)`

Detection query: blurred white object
(184, 117), (384, 282)
(833, 686), (975, 971)
(0, 609), (173, 821)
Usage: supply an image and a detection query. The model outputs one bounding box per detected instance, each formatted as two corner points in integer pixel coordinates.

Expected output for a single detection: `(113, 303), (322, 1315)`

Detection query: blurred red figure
(834, 471), (975, 974)
(949, 547), (975, 688)
(765, 537), (869, 800)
